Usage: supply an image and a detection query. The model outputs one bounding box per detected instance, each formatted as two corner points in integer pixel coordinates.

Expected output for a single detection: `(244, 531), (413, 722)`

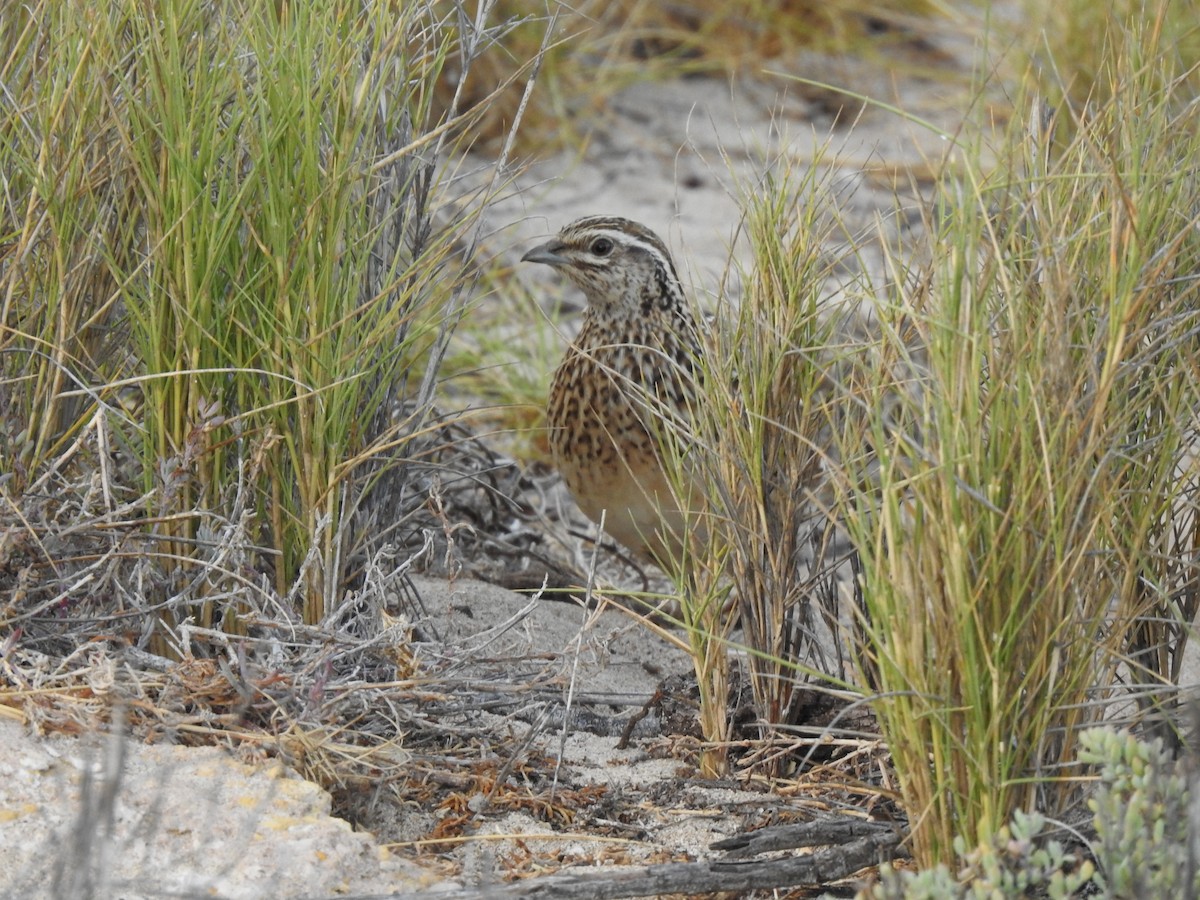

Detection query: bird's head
(521, 216), (686, 315)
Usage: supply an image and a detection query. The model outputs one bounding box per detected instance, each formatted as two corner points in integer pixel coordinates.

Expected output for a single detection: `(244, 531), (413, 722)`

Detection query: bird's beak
(521, 240), (569, 267)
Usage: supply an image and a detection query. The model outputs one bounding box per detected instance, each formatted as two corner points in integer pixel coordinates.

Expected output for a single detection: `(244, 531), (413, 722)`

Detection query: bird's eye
(591, 237), (614, 256)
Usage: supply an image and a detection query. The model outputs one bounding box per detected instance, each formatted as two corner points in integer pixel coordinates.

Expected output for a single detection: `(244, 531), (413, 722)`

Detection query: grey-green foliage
(1080, 727), (1200, 899)
(858, 726), (1200, 899)
(860, 811), (1092, 899)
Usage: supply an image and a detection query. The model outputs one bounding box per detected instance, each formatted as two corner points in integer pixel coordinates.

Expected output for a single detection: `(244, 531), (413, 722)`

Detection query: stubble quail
(522, 216), (706, 568)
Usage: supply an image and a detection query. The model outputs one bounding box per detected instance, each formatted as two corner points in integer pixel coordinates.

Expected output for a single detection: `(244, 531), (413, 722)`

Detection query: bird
(521, 216), (706, 569)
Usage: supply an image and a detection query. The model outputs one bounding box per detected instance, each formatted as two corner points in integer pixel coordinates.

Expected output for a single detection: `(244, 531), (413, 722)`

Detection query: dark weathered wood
(710, 817), (901, 858)
(358, 830), (904, 900)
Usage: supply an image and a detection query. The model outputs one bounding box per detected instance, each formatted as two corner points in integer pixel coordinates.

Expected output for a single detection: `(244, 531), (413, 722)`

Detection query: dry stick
(616, 688), (662, 750)
(709, 817), (902, 857)
(552, 510), (606, 798)
(474, 704), (554, 819)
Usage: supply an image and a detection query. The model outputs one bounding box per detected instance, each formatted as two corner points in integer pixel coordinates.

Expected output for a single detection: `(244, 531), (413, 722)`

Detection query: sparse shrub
(865, 810), (1093, 899)
(863, 726), (1200, 899)
(1080, 727), (1200, 899)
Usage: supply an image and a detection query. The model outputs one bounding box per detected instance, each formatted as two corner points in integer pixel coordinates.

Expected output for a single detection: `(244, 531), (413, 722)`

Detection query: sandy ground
(486, 40), (974, 314)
